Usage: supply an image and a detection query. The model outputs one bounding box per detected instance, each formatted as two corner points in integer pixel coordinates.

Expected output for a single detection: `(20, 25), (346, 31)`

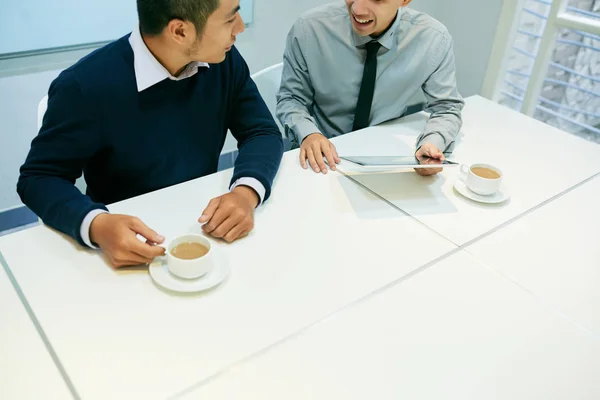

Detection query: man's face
(189, 0), (245, 63)
(345, 0), (408, 37)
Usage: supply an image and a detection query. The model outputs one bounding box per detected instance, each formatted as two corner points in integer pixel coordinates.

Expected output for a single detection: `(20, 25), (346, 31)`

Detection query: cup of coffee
(460, 163), (503, 196)
(166, 234), (214, 279)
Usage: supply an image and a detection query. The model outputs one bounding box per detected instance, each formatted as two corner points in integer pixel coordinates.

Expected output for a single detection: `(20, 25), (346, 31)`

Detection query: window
(485, 0), (600, 143)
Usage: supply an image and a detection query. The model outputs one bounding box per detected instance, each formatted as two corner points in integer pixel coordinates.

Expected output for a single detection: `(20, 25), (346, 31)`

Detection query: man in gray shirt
(277, 0), (464, 175)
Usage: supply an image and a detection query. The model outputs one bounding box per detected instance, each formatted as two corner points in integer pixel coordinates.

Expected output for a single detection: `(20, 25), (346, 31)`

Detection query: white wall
(0, 0), (503, 211)
(0, 70), (63, 211)
(410, 0), (503, 97)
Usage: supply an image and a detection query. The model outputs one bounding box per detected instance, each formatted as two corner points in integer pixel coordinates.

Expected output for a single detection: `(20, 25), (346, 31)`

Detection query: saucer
(453, 179), (510, 204)
(149, 253), (230, 293)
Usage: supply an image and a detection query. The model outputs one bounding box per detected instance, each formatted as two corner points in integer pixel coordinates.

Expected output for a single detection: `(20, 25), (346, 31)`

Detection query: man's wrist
(293, 120), (321, 144)
(81, 209), (109, 248)
(233, 185), (260, 208)
(89, 212), (110, 246)
(230, 177), (265, 206)
(417, 132), (446, 153)
(302, 132), (323, 144)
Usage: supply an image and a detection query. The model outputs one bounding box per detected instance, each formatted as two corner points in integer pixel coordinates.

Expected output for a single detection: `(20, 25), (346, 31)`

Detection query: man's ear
(165, 19), (194, 45)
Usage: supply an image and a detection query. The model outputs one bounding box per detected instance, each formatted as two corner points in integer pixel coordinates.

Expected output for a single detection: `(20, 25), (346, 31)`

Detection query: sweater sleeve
(227, 47), (284, 202)
(17, 72), (107, 246)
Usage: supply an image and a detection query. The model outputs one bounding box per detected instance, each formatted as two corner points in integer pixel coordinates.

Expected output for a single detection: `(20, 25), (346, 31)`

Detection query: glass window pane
(566, 0), (600, 22)
(498, 0), (552, 111)
(534, 28), (600, 143)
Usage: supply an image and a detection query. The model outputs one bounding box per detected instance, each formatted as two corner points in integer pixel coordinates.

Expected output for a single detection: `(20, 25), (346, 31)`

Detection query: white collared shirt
(129, 24), (209, 91)
(80, 27), (265, 248)
(277, 4), (464, 149)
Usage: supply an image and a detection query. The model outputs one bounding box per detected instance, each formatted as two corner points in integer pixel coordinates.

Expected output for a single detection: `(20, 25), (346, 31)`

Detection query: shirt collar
(351, 7), (403, 50)
(129, 25), (209, 92)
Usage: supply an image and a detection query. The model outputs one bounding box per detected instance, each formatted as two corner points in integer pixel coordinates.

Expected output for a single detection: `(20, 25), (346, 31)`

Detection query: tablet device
(340, 156), (459, 168)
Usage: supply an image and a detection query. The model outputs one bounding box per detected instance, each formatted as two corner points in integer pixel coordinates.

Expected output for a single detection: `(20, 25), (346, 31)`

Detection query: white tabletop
(184, 250), (600, 400)
(334, 95), (600, 245)
(467, 174), (600, 337)
(0, 255), (72, 400)
(0, 154), (454, 400)
(4, 94), (598, 399)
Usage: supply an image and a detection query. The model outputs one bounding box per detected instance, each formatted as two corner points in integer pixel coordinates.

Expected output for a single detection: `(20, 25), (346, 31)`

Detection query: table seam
(168, 170), (600, 398)
(0, 250), (81, 400)
(6, 171), (599, 400)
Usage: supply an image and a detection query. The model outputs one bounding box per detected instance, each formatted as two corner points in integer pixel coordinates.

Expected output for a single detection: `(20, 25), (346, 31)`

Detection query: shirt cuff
(230, 177), (266, 206)
(291, 119), (322, 144)
(80, 209), (109, 249)
(416, 132), (446, 153)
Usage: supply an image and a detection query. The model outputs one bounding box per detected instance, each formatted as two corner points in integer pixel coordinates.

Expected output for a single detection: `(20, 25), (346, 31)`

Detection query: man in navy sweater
(18, 0), (284, 267)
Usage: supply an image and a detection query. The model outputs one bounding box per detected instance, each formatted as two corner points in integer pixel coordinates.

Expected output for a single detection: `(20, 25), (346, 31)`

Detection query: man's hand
(198, 186), (258, 243)
(300, 133), (341, 174)
(90, 214), (166, 268)
(415, 143), (445, 176)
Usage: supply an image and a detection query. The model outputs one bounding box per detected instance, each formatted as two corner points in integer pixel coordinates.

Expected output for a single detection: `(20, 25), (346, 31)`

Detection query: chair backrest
(37, 93), (87, 194)
(250, 63), (285, 137)
(37, 95), (48, 131)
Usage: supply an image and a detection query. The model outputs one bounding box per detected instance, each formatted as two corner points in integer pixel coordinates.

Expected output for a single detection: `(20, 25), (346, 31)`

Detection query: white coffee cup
(460, 163), (503, 196)
(166, 234), (214, 279)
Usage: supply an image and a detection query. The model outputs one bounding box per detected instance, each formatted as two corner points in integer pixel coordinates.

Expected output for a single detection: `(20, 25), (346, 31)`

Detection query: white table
(0, 254), (72, 400)
(0, 154), (455, 400)
(466, 174), (600, 337)
(184, 251), (600, 400)
(334, 95), (600, 245)
(3, 94), (598, 399)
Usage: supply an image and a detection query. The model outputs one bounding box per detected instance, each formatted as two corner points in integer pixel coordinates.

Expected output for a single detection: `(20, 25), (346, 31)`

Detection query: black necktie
(352, 41), (382, 131)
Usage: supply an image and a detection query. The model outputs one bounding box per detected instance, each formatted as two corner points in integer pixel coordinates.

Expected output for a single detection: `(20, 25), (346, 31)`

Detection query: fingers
(223, 226), (250, 243)
(199, 197), (221, 223)
(418, 144), (443, 160)
(108, 252), (153, 268)
(323, 147), (337, 172)
(130, 239), (166, 259)
(110, 228), (165, 267)
(331, 143), (341, 164)
(129, 218), (165, 244)
(416, 167), (442, 176)
(314, 146), (328, 173)
(308, 139), (326, 174)
(206, 214), (253, 243)
(299, 147), (308, 169)
(415, 168), (427, 176)
(208, 215), (238, 239)
(207, 206), (253, 240)
(429, 147), (443, 159)
(306, 148), (320, 173)
(200, 192), (254, 243)
(201, 205), (229, 235)
(302, 136), (337, 174)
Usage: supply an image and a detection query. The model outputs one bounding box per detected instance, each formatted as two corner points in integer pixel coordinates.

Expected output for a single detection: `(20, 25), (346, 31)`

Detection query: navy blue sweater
(18, 35), (283, 246)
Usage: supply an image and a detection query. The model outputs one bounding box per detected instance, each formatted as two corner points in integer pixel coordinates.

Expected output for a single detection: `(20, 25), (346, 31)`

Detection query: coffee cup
(166, 234), (214, 279)
(460, 163), (503, 196)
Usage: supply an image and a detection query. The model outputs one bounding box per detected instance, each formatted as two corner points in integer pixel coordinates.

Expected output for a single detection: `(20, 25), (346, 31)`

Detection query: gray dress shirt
(276, 2), (464, 151)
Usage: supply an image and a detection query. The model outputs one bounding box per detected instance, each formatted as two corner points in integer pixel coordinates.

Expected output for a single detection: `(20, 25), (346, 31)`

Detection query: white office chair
(250, 62), (285, 137)
(37, 95), (87, 194)
(37, 95), (48, 131)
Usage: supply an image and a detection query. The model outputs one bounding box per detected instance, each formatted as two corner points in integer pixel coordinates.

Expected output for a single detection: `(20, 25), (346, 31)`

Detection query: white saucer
(149, 253), (230, 293)
(453, 179), (510, 204)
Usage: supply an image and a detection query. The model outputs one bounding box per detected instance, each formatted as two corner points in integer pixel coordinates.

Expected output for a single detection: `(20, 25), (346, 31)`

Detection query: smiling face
(138, 0), (246, 67)
(345, 0), (411, 37)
